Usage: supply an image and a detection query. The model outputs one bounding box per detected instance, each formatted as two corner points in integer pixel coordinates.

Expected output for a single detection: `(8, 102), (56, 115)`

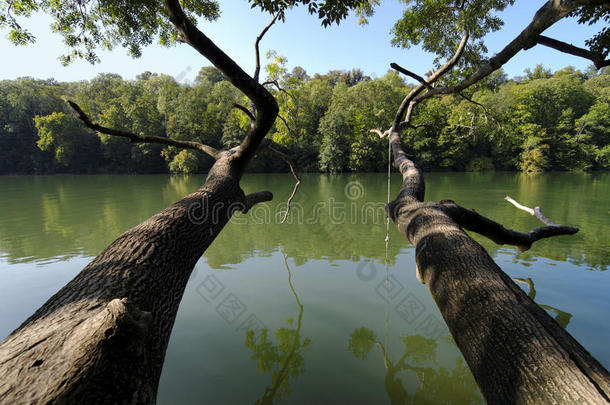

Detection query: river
(0, 172), (608, 404)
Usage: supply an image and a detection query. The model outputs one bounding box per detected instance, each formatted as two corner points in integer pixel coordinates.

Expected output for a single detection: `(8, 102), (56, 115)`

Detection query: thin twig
(277, 114), (297, 138)
(457, 92), (505, 134)
(262, 80), (295, 100)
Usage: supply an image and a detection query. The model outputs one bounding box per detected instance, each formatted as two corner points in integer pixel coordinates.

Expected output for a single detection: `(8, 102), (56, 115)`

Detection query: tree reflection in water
(348, 262), (481, 404)
(345, 276), (574, 404)
(245, 251), (310, 405)
(512, 277), (572, 329)
(348, 328), (481, 404)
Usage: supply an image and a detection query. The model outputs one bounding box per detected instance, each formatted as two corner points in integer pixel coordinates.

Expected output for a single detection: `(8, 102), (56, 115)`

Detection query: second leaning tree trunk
(387, 157), (610, 403)
(375, 1), (610, 401)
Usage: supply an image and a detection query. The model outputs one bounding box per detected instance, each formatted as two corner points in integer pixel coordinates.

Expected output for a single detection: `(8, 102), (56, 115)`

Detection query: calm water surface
(0, 173), (608, 404)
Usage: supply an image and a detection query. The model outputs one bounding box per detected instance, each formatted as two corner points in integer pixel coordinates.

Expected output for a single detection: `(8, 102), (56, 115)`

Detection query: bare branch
(504, 196), (562, 227)
(504, 196), (536, 216)
(68, 100), (221, 160)
(440, 200), (578, 251)
(369, 129), (389, 138)
(536, 35), (610, 69)
(243, 191), (274, 213)
(253, 13), (279, 83)
(232, 103), (256, 122)
(390, 63), (432, 89)
(394, 30), (469, 130)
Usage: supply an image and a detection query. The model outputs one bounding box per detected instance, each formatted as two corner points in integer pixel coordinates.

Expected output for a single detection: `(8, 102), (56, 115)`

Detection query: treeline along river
(1, 64), (609, 175)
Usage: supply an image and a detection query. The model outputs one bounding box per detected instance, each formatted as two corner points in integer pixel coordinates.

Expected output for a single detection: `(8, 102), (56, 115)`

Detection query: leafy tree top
(359, 1), (609, 73)
(391, 0), (515, 67)
(1, 0), (369, 64)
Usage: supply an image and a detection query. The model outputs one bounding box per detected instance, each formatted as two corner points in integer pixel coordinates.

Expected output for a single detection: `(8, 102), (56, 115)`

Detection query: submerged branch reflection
(348, 328), (481, 404)
(245, 250), (309, 405)
(512, 277), (573, 328)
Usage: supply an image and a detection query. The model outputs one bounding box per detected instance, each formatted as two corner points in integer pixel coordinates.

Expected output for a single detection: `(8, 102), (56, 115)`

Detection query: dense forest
(1, 62), (608, 175)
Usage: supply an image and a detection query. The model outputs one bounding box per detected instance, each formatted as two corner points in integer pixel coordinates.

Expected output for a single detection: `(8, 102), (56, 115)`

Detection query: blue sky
(0, 0), (605, 84)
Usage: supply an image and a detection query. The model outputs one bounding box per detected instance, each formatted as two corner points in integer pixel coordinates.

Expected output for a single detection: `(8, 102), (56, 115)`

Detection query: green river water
(0, 172), (608, 404)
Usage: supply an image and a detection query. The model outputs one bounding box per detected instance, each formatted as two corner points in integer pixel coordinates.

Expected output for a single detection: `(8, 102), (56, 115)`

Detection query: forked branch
(440, 198), (578, 251)
(163, 0), (278, 169)
(379, 1), (606, 199)
(68, 100), (221, 159)
(379, 31), (469, 205)
(413, 0), (600, 103)
(504, 196), (565, 227)
(370, 129), (389, 138)
(394, 30), (469, 130)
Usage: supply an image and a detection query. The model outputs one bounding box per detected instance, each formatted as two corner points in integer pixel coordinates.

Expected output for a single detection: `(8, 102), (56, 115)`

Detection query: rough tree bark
(0, 1), (282, 403)
(375, 0), (610, 403)
(386, 154), (610, 404)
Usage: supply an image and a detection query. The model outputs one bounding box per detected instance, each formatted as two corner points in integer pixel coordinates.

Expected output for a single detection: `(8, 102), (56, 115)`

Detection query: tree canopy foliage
(390, 0), (515, 69)
(0, 0), (369, 64)
(383, 0), (609, 77)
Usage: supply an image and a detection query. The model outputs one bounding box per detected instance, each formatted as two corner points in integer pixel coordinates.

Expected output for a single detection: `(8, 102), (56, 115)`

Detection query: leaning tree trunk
(0, 161), (271, 403)
(386, 131), (610, 404)
(0, 0), (284, 401)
